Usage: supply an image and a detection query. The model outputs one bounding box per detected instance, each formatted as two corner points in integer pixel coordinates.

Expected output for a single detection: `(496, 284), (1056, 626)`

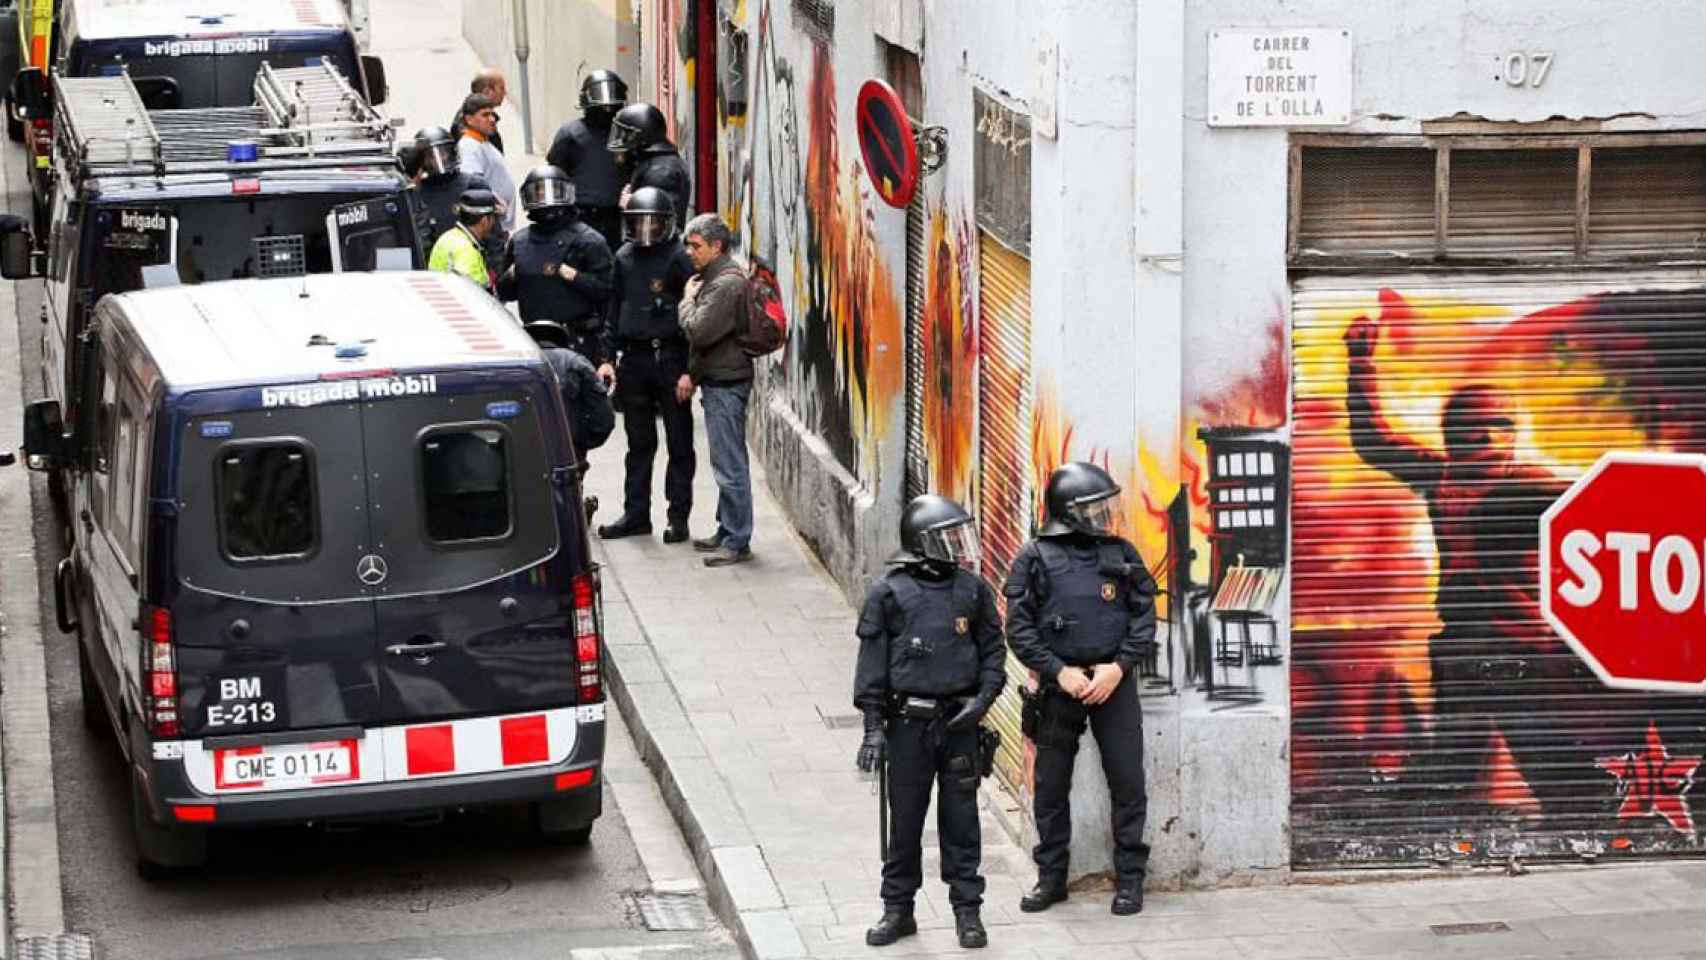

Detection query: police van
(1, 63), (422, 509)
(10, 0), (384, 222)
(19, 270), (608, 874)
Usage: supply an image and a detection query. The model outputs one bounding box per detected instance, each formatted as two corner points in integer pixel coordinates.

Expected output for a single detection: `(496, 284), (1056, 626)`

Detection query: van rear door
(173, 401), (382, 740)
(357, 370), (577, 723)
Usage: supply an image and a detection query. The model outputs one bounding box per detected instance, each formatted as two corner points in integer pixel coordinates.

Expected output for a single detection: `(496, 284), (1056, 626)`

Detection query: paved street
(0, 2), (734, 958)
(584, 418), (1706, 960)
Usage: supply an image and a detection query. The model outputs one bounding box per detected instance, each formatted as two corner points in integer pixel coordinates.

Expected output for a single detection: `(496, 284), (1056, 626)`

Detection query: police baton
(877, 754), (890, 861)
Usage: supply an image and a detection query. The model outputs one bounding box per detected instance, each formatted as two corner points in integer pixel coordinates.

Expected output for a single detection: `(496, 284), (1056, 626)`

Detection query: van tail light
(571, 573), (603, 703)
(141, 605), (179, 738)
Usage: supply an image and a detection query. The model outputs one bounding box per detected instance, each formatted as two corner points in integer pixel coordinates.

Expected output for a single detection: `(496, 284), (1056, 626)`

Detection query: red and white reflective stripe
(391, 710), (573, 780)
(176, 705), (595, 794)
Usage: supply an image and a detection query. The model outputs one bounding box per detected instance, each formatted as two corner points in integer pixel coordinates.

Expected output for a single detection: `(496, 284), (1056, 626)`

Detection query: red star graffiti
(1596, 721), (1703, 837)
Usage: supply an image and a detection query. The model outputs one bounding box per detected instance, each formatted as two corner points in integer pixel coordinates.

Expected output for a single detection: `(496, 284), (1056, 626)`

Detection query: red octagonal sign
(1541, 451), (1706, 693)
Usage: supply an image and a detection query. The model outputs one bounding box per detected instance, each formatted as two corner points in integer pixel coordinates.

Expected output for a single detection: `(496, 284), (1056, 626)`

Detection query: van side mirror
(0, 230), (37, 279)
(22, 400), (68, 472)
(10, 67), (48, 120)
(361, 56), (388, 106)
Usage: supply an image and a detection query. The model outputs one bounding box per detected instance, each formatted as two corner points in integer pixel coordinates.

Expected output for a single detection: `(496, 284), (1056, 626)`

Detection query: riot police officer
(499, 165), (615, 365)
(595, 187), (697, 543)
(412, 125), (489, 249)
(1005, 462), (1156, 917)
(607, 102), (692, 227)
(854, 495), (1006, 950)
(547, 69), (630, 251)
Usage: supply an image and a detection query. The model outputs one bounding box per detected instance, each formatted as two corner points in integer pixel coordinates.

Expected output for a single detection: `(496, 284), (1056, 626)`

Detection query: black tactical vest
(629, 150), (692, 226)
(553, 118), (624, 209)
(510, 221), (606, 330)
(884, 569), (982, 697)
(1033, 540), (1130, 665)
(416, 171), (478, 248)
(615, 244), (690, 341)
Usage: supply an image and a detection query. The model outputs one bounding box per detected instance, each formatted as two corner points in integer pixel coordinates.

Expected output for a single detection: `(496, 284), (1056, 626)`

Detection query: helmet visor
(919, 519), (980, 568)
(583, 78), (626, 109)
(421, 142), (458, 177)
(607, 120), (642, 154)
(624, 211), (674, 246)
(522, 177), (574, 211)
(1070, 493), (1122, 536)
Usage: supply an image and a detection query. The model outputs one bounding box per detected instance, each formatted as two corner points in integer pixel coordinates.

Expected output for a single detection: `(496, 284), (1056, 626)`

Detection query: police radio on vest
(1557, 528), (1706, 614)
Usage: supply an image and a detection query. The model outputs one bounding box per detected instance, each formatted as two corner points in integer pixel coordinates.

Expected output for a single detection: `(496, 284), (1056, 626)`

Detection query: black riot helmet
(520, 164), (577, 217)
(523, 320), (573, 349)
(607, 102), (669, 155)
(414, 125), (459, 177)
(580, 69), (629, 113)
(895, 495), (980, 568)
(1039, 461), (1123, 538)
(622, 186), (676, 246)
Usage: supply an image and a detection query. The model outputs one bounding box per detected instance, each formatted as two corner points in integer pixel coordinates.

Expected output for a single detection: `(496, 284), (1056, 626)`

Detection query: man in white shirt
(457, 94), (517, 233)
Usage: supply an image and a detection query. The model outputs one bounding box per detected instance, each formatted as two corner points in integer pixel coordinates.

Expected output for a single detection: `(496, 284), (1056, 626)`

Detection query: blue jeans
(701, 380), (753, 551)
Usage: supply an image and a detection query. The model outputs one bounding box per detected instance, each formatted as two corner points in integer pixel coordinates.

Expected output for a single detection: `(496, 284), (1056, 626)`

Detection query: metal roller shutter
(904, 191), (928, 501)
(1291, 271), (1706, 867)
(976, 231), (1034, 789)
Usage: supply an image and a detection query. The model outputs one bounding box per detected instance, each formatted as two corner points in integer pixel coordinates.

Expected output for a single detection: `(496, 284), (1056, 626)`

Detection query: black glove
(946, 695), (991, 733)
(855, 708), (886, 773)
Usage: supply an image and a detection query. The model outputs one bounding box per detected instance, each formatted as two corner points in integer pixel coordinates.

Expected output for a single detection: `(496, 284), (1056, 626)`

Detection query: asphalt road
(2, 131), (732, 960)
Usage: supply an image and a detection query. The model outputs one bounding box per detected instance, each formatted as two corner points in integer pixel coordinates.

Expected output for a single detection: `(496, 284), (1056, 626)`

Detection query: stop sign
(1541, 451), (1706, 693)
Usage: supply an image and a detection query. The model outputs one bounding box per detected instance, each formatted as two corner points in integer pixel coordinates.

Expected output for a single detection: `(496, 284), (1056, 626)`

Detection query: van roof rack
(53, 62), (399, 181)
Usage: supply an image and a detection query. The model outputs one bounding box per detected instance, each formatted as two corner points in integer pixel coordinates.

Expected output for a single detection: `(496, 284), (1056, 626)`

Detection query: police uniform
(548, 116), (625, 251)
(415, 170), (487, 249)
(1004, 533), (1156, 897)
(502, 220), (614, 364)
(853, 565), (1006, 917)
(626, 148), (693, 227)
(428, 223), (491, 290)
(603, 239), (697, 529)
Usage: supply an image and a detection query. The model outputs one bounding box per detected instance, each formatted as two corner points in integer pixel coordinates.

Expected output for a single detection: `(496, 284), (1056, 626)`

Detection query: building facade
(638, 0), (1706, 884)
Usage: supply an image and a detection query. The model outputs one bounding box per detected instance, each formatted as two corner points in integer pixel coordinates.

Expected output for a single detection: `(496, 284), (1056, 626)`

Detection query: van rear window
(218, 444), (317, 560)
(421, 429), (512, 543)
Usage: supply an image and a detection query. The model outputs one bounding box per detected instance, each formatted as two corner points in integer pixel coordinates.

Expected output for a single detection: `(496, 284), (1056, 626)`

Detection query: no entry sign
(1541, 451), (1706, 693)
(856, 79), (919, 209)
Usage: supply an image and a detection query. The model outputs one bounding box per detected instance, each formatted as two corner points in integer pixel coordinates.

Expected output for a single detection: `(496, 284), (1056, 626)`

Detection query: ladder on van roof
(52, 62), (399, 181)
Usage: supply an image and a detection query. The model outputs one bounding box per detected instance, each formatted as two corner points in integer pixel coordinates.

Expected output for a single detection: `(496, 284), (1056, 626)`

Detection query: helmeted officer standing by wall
(595, 187), (697, 543)
(499, 165), (615, 366)
(1006, 462), (1157, 917)
(607, 102), (692, 227)
(854, 495), (1006, 950)
(548, 70), (630, 252)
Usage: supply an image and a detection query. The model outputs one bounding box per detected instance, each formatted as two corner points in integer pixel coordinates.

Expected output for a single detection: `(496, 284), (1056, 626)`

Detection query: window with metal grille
(1291, 136), (1706, 266)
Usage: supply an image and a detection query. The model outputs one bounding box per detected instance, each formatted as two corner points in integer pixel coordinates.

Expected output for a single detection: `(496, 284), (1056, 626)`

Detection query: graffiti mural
(786, 44), (904, 478)
(1290, 278), (1706, 864)
(729, 0), (803, 269)
(923, 209), (977, 504)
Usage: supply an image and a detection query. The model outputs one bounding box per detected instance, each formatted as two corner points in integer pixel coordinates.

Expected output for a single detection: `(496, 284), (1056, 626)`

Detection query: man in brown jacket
(678, 214), (755, 566)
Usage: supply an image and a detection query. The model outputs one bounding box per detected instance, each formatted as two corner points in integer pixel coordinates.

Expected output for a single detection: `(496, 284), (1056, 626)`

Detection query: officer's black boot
(1018, 877), (1068, 913)
(864, 906), (917, 947)
(1111, 880), (1144, 916)
(954, 907), (987, 949)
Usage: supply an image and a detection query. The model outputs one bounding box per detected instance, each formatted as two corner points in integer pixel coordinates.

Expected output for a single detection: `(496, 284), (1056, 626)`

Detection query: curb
(0, 230), (69, 950)
(598, 552), (808, 960)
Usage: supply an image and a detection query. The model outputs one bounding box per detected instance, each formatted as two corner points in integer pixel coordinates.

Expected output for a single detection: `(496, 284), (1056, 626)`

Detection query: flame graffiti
(923, 209), (978, 503)
(789, 45), (904, 477)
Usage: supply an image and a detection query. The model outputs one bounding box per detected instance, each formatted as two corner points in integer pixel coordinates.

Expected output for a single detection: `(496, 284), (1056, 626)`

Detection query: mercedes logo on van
(356, 554), (389, 586)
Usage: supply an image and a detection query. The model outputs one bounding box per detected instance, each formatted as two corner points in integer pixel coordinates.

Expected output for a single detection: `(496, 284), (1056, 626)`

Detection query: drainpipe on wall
(511, 0), (536, 155)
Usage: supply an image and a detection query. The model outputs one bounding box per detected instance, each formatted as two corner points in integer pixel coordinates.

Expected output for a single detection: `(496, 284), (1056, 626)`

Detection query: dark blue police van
(20, 271), (607, 875)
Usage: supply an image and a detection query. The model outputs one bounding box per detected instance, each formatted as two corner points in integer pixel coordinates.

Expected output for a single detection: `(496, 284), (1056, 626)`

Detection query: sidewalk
(585, 410), (1706, 960)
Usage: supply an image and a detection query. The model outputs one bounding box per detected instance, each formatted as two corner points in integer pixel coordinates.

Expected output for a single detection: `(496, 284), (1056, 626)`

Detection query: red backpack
(737, 255), (788, 357)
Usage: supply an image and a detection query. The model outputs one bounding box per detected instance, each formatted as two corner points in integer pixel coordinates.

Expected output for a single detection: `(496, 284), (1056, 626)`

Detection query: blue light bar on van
(486, 401), (521, 420)
(200, 421), (234, 438)
(335, 342), (369, 359)
(227, 140), (260, 163)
